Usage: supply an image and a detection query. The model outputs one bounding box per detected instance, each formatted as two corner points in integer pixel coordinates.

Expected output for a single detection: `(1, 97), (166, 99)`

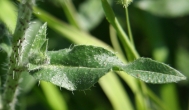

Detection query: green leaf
(28, 22), (49, 65)
(123, 58), (186, 83)
(29, 45), (186, 91)
(31, 22), (47, 51)
(29, 45), (124, 90)
(135, 0), (189, 17)
(20, 20), (42, 64)
(33, 8), (136, 110)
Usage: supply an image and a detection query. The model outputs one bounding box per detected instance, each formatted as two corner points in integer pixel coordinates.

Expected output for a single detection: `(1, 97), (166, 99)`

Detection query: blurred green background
(0, 0), (189, 110)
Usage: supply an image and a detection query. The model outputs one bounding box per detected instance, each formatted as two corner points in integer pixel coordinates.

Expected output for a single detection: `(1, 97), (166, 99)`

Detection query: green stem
(101, 0), (139, 61)
(125, 8), (134, 45)
(102, 1), (169, 110)
(61, 0), (80, 29)
(2, 0), (35, 109)
(124, 7), (149, 110)
(114, 18), (139, 60)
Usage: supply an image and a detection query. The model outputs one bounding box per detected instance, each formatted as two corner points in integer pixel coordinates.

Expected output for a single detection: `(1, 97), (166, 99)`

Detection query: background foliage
(0, 0), (189, 110)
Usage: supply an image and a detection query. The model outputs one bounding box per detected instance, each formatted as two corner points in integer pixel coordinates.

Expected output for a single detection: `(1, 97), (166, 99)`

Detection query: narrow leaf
(123, 58), (186, 83)
(31, 22), (47, 50)
(20, 21), (42, 64)
(28, 22), (49, 65)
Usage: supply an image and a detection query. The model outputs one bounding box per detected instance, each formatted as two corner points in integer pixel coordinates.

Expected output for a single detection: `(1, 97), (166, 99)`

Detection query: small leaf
(20, 21), (42, 64)
(123, 58), (186, 83)
(31, 22), (47, 50)
(28, 22), (49, 65)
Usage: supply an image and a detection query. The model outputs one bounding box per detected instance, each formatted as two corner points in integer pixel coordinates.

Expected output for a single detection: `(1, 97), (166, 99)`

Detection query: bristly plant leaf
(28, 22), (49, 65)
(29, 45), (124, 90)
(31, 22), (47, 51)
(123, 58), (186, 83)
(28, 45), (186, 91)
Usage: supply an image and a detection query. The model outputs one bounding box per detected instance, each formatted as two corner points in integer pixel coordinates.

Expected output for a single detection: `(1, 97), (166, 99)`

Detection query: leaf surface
(29, 45), (186, 91)
(28, 22), (49, 65)
(29, 45), (124, 90)
(123, 58), (186, 83)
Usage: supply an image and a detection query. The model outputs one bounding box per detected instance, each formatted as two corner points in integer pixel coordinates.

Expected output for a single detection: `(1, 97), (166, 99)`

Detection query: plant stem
(101, 0), (139, 61)
(61, 0), (80, 29)
(124, 5), (168, 110)
(125, 8), (134, 45)
(2, 0), (35, 109)
(124, 5), (152, 110)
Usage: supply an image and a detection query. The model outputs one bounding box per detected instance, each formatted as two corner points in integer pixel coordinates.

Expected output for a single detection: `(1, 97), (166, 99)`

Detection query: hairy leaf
(31, 22), (47, 50)
(28, 22), (49, 65)
(123, 58), (186, 83)
(29, 45), (186, 91)
(29, 45), (123, 90)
